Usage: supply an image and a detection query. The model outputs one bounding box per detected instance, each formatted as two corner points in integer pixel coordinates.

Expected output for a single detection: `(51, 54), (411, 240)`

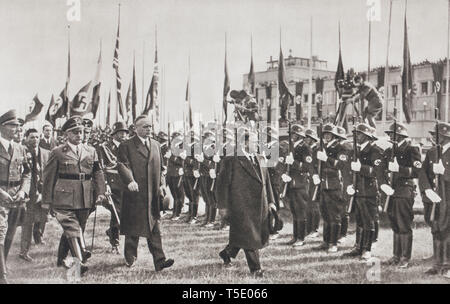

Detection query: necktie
(8, 143), (13, 157)
(145, 139), (150, 151)
(76, 146), (80, 157)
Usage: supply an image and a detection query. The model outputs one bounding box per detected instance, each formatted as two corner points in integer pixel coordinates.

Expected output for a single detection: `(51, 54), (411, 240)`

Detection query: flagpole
(399, 0), (407, 124)
(66, 24), (71, 118)
(365, 19), (371, 116)
(383, 0), (393, 126)
(308, 16), (313, 129)
(446, 0), (450, 122)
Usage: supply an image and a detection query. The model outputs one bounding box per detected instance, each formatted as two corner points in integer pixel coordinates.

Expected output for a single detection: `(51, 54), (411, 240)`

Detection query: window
(421, 82), (428, 96)
(391, 85), (398, 97)
(304, 94), (308, 103)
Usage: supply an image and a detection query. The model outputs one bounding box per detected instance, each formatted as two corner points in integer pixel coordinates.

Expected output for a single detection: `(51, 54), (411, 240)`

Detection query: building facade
(243, 53), (450, 142)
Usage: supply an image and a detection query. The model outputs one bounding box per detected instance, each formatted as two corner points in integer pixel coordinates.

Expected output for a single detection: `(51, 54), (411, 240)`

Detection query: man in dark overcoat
(217, 129), (276, 277)
(117, 115), (174, 271)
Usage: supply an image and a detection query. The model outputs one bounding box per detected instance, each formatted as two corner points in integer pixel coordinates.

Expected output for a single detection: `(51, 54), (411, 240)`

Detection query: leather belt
(0, 181), (21, 187)
(58, 173), (92, 181)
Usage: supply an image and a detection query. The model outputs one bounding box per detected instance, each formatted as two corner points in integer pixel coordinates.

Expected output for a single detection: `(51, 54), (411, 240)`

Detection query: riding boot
(344, 227), (364, 257)
(78, 233), (91, 264)
(287, 220), (298, 245)
(297, 221), (306, 242)
(394, 233), (402, 260)
(67, 237), (88, 275)
(3, 237), (13, 261)
(57, 234), (70, 267)
(340, 214), (349, 237)
(362, 230), (374, 252)
(401, 232), (413, 261)
(192, 203), (198, 218)
(201, 204), (210, 226)
(323, 222), (330, 244)
(329, 224), (341, 246)
(185, 202), (193, 222)
(372, 220), (379, 243)
(209, 207), (217, 223)
(0, 245), (7, 284)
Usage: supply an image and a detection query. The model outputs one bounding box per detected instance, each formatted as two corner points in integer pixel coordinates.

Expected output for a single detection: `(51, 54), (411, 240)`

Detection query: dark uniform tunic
(353, 141), (386, 252)
(418, 144), (450, 270)
(97, 140), (124, 247)
(319, 139), (352, 245)
(287, 141), (314, 241)
(167, 153), (185, 217)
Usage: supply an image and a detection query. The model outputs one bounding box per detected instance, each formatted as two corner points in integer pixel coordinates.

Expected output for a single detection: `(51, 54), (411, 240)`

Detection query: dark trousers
(124, 222), (166, 269)
(307, 181), (320, 234)
(20, 204), (46, 253)
(33, 222), (46, 244)
(105, 191), (121, 247)
(221, 244), (261, 272)
(320, 190), (345, 245)
(4, 207), (26, 259)
(183, 176), (200, 218)
(55, 209), (90, 265)
(355, 197), (378, 251)
(287, 188), (308, 241)
(167, 176), (185, 217)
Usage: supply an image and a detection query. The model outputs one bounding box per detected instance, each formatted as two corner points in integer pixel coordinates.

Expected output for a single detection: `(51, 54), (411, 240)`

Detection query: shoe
(251, 269), (264, 278)
(82, 251), (92, 264)
(328, 245), (338, 253)
(19, 253), (34, 262)
(384, 256), (400, 266)
(80, 265), (89, 276)
(313, 242), (329, 251)
(292, 240), (305, 247)
(425, 267), (441, 276)
(125, 257), (136, 268)
(443, 270), (450, 279)
(306, 231), (320, 240)
(189, 218), (198, 225)
(205, 223), (214, 228)
(285, 237), (298, 246)
(171, 216), (180, 221)
(156, 258), (174, 272)
(371, 241), (377, 250)
(110, 246), (120, 255)
(219, 250), (231, 266)
(397, 258), (410, 269)
(269, 233), (280, 240)
(342, 248), (362, 258)
(337, 235), (348, 244)
(360, 251), (372, 261)
(221, 225), (230, 231)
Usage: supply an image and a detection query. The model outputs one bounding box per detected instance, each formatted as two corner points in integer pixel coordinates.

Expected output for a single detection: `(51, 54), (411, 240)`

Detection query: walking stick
(91, 206), (97, 252)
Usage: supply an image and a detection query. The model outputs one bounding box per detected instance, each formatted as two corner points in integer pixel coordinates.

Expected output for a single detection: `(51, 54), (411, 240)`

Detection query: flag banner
(143, 43), (159, 124)
(377, 67), (385, 89)
(24, 94), (43, 123)
(248, 55), (255, 94)
(186, 79), (193, 129)
(432, 60), (444, 119)
(106, 91), (111, 127)
(91, 82), (101, 118)
(223, 50), (230, 126)
(315, 78), (324, 119)
(278, 47), (293, 121)
(70, 81), (92, 116)
(401, 15), (413, 123)
(45, 94), (56, 126)
(125, 82), (132, 124)
(131, 61), (137, 122)
(295, 82), (304, 121)
(335, 50), (345, 96)
(113, 9), (125, 121)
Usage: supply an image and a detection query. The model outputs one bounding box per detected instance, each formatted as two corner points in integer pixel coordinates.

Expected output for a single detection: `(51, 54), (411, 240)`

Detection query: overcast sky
(0, 0), (448, 126)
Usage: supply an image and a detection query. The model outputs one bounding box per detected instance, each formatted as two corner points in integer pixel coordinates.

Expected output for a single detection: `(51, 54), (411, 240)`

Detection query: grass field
(5, 200), (449, 284)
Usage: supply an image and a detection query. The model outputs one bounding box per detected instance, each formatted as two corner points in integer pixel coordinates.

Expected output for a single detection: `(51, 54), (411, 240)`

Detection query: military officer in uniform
(97, 121), (129, 253)
(165, 132), (185, 220)
(82, 118), (93, 145)
(284, 124), (315, 247)
(42, 116), (106, 275)
(314, 124), (352, 253)
(183, 131), (201, 224)
(344, 123), (387, 261)
(418, 122), (450, 278)
(39, 124), (57, 151)
(0, 110), (31, 284)
(19, 128), (50, 262)
(383, 122), (421, 268)
(303, 128), (321, 240)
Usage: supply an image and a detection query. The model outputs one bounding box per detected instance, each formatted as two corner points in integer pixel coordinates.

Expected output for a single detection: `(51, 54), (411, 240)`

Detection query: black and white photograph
(0, 0), (450, 288)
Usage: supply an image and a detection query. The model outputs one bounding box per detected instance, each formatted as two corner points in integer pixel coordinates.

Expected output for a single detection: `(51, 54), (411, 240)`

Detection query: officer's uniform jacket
(354, 141), (386, 198)
(42, 142), (106, 210)
(160, 141), (169, 167)
(167, 154), (184, 177)
(321, 139), (352, 191)
(288, 141), (314, 189)
(385, 140), (421, 198)
(184, 142), (199, 177)
(418, 143), (450, 232)
(0, 141), (31, 207)
(97, 140), (125, 192)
